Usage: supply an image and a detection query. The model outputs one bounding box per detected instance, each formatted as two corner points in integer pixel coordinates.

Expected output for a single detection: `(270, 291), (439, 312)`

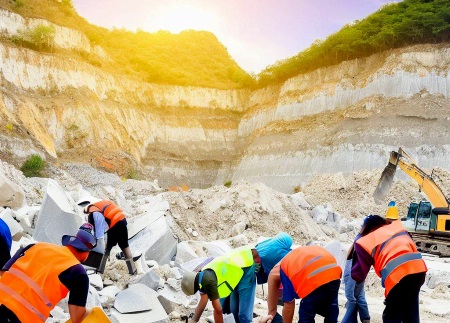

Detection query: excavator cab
(403, 201), (432, 232)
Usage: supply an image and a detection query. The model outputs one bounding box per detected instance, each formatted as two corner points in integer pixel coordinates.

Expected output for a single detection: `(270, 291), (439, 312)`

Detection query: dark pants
(383, 272), (425, 323)
(298, 279), (340, 323)
(106, 219), (129, 250)
(0, 305), (20, 323)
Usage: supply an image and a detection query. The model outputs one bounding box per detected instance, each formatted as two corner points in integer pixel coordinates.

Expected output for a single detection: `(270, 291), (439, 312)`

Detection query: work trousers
(342, 259), (370, 323)
(298, 279), (340, 323)
(221, 264), (256, 323)
(382, 272), (425, 323)
(0, 305), (20, 323)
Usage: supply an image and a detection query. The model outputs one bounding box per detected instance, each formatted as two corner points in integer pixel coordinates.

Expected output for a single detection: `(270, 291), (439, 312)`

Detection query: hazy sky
(72, 0), (401, 73)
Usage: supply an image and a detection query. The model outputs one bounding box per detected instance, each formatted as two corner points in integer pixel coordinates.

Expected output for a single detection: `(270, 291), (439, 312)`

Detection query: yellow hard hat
(181, 272), (197, 296)
(385, 201), (399, 220)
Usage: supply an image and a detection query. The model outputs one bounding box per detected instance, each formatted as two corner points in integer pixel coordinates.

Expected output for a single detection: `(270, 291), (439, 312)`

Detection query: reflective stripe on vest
(0, 283), (47, 321)
(7, 268), (52, 307)
(356, 221), (427, 296)
(372, 231), (409, 257)
(308, 263), (339, 279)
(0, 243), (80, 323)
(280, 246), (342, 299)
(380, 252), (423, 287)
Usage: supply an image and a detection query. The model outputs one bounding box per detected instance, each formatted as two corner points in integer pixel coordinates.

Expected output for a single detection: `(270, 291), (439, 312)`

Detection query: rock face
(0, 8), (449, 192)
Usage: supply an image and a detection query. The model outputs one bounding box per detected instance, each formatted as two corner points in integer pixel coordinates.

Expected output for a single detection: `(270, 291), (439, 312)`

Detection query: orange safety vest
(91, 200), (126, 228)
(280, 246), (342, 298)
(0, 243), (80, 322)
(356, 220), (427, 297)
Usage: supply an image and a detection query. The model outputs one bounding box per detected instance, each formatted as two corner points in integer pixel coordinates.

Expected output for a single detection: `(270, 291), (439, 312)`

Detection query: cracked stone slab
(114, 283), (158, 314)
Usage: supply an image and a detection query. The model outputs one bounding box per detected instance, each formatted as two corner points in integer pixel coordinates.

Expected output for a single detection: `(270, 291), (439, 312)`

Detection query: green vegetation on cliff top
(0, 0), (253, 89)
(1, 0), (449, 89)
(258, 0), (450, 86)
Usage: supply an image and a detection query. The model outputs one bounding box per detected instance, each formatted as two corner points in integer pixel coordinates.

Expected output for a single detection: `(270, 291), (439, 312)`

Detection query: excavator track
(410, 232), (450, 257)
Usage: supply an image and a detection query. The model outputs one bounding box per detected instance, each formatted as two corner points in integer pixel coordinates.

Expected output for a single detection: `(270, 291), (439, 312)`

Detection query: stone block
(204, 240), (231, 257)
(16, 205), (40, 234)
(33, 179), (83, 244)
(129, 217), (177, 265)
(88, 273), (103, 290)
(312, 205), (328, 223)
(99, 285), (121, 299)
(324, 240), (347, 271)
(290, 192), (311, 209)
(131, 268), (161, 291)
(157, 284), (188, 314)
(175, 241), (199, 264)
(113, 284), (168, 322)
(0, 172), (25, 210)
(128, 210), (165, 239)
(0, 208), (23, 238)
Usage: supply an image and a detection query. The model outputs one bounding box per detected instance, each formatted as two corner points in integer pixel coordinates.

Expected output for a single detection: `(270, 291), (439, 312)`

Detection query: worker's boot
(97, 248), (111, 274)
(123, 247), (137, 275)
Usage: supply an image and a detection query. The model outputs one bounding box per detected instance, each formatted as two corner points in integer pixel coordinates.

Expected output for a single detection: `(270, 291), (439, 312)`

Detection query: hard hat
(62, 223), (97, 252)
(385, 201), (399, 220)
(181, 271), (197, 296)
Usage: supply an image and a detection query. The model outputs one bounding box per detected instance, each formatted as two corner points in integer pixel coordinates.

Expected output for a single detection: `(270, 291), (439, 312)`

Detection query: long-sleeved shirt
(351, 242), (374, 283)
(88, 211), (108, 239)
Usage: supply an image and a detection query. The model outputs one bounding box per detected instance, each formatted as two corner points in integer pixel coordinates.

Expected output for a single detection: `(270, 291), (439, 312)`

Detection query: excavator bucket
(373, 151), (400, 204)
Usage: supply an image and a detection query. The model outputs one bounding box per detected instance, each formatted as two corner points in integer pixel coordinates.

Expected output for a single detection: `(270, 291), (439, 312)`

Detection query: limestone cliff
(0, 9), (449, 192)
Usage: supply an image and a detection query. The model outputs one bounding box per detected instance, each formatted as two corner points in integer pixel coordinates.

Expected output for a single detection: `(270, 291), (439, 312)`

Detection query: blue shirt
(280, 268), (298, 302)
(0, 218), (12, 268)
(92, 211), (108, 239)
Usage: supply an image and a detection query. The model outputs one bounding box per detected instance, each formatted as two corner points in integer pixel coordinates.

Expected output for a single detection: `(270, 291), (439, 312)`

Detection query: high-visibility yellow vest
(202, 248), (254, 298)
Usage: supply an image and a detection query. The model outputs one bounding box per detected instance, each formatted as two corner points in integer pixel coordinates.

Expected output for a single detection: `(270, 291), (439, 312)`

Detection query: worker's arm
(68, 305), (90, 323)
(267, 265), (281, 317)
(192, 293), (209, 322)
(351, 243), (373, 283)
(282, 300), (295, 323)
(211, 298), (224, 323)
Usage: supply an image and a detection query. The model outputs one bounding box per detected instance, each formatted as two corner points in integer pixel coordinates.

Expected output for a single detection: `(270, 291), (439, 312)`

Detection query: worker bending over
(265, 245), (342, 323)
(181, 247), (260, 323)
(0, 223), (96, 323)
(82, 199), (137, 275)
(352, 215), (427, 323)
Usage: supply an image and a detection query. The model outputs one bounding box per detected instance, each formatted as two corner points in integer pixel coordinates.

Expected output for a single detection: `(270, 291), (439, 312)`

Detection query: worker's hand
(259, 315), (273, 323)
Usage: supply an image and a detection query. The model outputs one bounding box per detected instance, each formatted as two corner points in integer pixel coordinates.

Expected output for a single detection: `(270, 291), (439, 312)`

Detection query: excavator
(373, 147), (450, 257)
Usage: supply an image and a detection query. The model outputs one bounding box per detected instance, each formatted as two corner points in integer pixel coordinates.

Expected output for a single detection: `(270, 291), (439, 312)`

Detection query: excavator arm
(374, 148), (449, 209)
(374, 148), (450, 257)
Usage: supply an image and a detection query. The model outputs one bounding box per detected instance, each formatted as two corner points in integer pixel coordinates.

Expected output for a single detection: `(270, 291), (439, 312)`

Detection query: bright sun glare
(143, 4), (219, 34)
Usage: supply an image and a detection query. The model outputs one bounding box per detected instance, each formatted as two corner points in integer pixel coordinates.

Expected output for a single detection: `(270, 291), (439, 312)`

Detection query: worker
(81, 199), (136, 275)
(253, 232), (293, 284)
(352, 215), (427, 323)
(0, 218), (12, 269)
(385, 201), (399, 223)
(265, 245), (342, 323)
(181, 246), (259, 323)
(0, 223), (97, 323)
(342, 216), (371, 323)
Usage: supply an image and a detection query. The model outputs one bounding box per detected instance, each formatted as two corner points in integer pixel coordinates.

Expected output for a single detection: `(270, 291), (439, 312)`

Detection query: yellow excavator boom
(374, 147), (449, 209)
